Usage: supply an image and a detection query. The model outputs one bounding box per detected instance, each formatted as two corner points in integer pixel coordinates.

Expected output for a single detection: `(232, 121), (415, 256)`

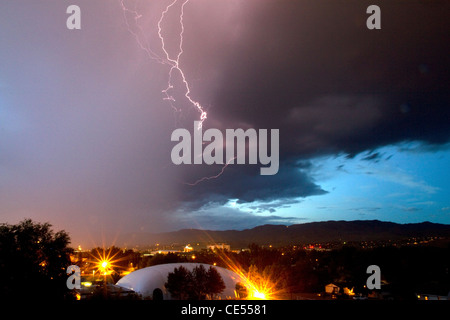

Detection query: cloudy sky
(1, 0), (449, 247)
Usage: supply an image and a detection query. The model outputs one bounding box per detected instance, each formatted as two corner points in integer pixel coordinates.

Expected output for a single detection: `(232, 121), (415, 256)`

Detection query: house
(325, 283), (340, 295)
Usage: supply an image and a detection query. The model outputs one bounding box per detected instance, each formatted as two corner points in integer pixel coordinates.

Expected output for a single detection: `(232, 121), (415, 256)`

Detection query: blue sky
(181, 142), (450, 230)
(289, 143), (449, 224)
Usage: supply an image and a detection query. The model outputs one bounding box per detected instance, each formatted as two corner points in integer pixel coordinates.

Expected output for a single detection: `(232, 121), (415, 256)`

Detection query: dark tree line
(0, 219), (74, 300)
(165, 265), (226, 300)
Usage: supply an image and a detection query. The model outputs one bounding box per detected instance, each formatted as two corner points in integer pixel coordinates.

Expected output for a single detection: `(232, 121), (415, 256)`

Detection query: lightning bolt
(120, 0), (167, 64)
(120, 0), (207, 128)
(158, 0), (207, 129)
(121, 0), (234, 184)
(184, 156), (236, 186)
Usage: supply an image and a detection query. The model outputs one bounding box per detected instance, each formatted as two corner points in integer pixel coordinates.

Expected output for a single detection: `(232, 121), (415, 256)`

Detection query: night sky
(1, 0), (449, 248)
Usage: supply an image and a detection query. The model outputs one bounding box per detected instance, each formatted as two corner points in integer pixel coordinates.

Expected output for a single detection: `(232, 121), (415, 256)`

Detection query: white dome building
(116, 263), (245, 300)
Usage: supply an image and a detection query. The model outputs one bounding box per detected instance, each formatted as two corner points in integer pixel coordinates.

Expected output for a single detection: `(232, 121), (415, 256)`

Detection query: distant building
(207, 243), (231, 251)
(150, 249), (181, 255)
(79, 283), (136, 300)
(325, 283), (340, 294)
(416, 293), (449, 301)
(183, 244), (194, 252)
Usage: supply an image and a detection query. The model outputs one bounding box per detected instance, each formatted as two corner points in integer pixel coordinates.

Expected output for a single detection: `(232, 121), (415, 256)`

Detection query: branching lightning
(158, 0), (207, 129)
(120, 0), (167, 64)
(121, 0), (235, 184)
(185, 156), (236, 186)
(120, 0), (207, 128)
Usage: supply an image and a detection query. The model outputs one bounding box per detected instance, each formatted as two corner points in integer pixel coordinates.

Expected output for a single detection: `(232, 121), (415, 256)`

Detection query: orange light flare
(88, 247), (127, 278)
(240, 267), (280, 300)
(212, 250), (282, 300)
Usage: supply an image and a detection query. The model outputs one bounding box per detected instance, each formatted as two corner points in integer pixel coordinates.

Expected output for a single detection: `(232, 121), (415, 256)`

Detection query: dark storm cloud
(170, 205), (307, 231)
(361, 152), (382, 162)
(247, 198), (302, 214)
(208, 0), (449, 154)
(171, 0), (449, 210)
(174, 160), (326, 211)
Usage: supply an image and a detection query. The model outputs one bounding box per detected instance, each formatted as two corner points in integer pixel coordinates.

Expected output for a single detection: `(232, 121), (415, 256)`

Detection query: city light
(207, 246), (279, 300)
(89, 247), (123, 277)
(241, 274), (276, 300)
(98, 260), (110, 275)
(251, 290), (267, 300)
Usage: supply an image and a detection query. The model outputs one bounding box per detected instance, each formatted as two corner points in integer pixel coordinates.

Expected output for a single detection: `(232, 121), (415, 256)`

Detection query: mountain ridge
(116, 220), (450, 248)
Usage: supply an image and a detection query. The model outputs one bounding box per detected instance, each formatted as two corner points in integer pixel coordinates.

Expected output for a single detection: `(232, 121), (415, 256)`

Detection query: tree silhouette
(165, 265), (192, 300)
(205, 265), (226, 299)
(0, 219), (73, 300)
(191, 264), (209, 299)
(165, 265), (226, 300)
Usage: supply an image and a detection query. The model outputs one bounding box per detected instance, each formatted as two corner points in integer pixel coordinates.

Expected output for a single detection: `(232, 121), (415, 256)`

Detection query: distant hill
(117, 220), (450, 249)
